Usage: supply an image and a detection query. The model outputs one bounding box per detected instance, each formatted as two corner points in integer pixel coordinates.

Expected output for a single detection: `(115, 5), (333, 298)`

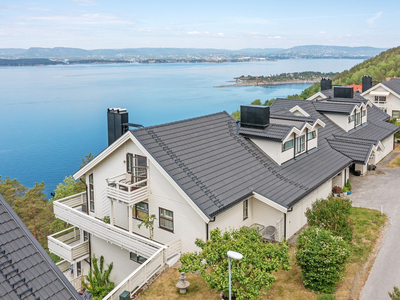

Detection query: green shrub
(345, 179), (352, 191)
(296, 227), (350, 293)
(305, 196), (355, 242)
(317, 295), (336, 300)
(389, 286), (400, 300)
(342, 186), (348, 192)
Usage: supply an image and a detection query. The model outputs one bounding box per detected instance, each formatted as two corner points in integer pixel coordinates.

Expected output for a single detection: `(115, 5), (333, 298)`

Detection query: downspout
(306, 128), (309, 153)
(206, 217), (216, 241)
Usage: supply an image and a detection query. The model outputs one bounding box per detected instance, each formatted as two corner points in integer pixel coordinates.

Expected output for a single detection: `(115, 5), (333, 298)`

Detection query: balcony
(106, 174), (149, 205)
(56, 260), (83, 291)
(48, 227), (89, 263)
(53, 192), (162, 258)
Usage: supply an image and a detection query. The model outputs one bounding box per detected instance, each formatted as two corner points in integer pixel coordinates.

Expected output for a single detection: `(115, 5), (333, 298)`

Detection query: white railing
(165, 238), (181, 261)
(70, 275), (83, 291)
(56, 260), (70, 273)
(53, 193), (163, 258)
(48, 227), (89, 262)
(56, 191), (87, 208)
(103, 247), (165, 300)
(106, 174), (149, 205)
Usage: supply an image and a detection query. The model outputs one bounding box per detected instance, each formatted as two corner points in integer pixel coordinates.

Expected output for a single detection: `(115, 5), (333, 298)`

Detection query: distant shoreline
(214, 79), (319, 87)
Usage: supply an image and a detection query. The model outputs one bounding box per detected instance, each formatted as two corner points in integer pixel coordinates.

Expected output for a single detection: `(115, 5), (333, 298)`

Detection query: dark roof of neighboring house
(129, 93), (399, 219)
(320, 89), (370, 104)
(382, 78), (400, 95)
(239, 124), (293, 141)
(270, 113), (315, 123)
(0, 194), (81, 300)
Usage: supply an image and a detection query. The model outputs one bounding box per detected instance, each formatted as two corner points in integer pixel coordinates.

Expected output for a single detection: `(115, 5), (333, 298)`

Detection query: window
(126, 153), (133, 174)
(77, 261), (81, 276)
(375, 96), (386, 104)
(282, 139), (293, 152)
(132, 202), (149, 220)
(243, 199), (248, 220)
(355, 112), (361, 126)
(362, 110), (366, 117)
(295, 135), (305, 154)
(83, 231), (89, 241)
(130, 252), (147, 264)
(89, 173), (94, 212)
(127, 154), (147, 184)
(159, 208), (174, 232)
(393, 110), (400, 120)
(307, 131), (316, 140)
(348, 115), (354, 123)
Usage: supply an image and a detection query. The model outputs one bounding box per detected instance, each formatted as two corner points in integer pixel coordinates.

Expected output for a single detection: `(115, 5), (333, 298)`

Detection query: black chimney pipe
(362, 75), (372, 92)
(321, 78), (332, 91)
(107, 108), (129, 146)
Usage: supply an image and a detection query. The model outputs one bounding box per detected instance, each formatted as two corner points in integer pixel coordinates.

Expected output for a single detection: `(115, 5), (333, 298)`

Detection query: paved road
(348, 151), (400, 300)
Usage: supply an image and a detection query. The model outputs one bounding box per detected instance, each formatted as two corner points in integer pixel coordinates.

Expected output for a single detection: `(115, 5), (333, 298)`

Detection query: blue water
(0, 59), (363, 196)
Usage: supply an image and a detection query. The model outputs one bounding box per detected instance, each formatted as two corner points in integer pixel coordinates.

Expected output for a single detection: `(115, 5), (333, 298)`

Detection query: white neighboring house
(48, 101), (399, 298)
(361, 78), (400, 119)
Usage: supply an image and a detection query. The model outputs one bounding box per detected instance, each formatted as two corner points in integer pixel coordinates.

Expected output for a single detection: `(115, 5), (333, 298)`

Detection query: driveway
(348, 150), (400, 300)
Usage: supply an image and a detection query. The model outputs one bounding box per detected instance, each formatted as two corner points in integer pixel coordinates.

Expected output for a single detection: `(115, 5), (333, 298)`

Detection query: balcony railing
(53, 193), (162, 258)
(48, 227), (89, 263)
(56, 260), (84, 291)
(106, 174), (149, 205)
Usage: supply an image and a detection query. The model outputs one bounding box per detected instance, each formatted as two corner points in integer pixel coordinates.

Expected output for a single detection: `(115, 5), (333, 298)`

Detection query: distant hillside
(0, 45), (386, 61)
(293, 45), (400, 99)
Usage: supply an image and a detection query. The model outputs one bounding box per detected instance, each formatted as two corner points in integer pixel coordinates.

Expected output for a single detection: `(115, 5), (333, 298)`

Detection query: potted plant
(332, 186), (341, 197)
(354, 170), (361, 176)
(342, 186), (348, 196)
(346, 179), (352, 195)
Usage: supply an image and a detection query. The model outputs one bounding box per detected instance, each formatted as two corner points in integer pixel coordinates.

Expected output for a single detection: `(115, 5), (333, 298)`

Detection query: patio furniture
(249, 223), (265, 232)
(261, 225), (276, 242)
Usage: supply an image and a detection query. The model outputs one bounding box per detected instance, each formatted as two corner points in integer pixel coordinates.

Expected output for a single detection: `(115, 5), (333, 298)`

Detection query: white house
(361, 77), (400, 119)
(48, 98), (399, 298)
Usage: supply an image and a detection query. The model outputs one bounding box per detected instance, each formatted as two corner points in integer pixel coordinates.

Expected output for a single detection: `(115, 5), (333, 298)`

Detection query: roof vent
(333, 86), (354, 99)
(362, 75), (372, 92)
(240, 105), (270, 128)
(321, 78), (332, 91)
(107, 108), (129, 146)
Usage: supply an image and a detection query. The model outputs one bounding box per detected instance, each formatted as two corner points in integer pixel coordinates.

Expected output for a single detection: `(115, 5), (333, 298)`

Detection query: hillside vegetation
(294, 46), (400, 99)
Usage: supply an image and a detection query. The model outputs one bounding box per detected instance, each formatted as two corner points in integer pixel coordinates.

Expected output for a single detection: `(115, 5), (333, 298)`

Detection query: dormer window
(282, 139), (294, 152)
(355, 112), (361, 126)
(362, 110), (366, 117)
(307, 131), (316, 140)
(348, 115), (355, 123)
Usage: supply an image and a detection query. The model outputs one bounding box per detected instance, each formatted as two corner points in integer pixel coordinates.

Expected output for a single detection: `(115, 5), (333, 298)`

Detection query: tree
(138, 214), (157, 240)
(179, 227), (290, 300)
(80, 153), (94, 169)
(82, 255), (114, 300)
(251, 99), (262, 105)
(389, 286), (400, 300)
(296, 227), (350, 293)
(54, 175), (86, 200)
(305, 196), (355, 242)
(0, 176), (27, 207)
(13, 182), (54, 248)
(231, 110), (240, 120)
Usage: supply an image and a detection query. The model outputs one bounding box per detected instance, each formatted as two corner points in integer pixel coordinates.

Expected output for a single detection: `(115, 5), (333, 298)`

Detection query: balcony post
(110, 200), (115, 226)
(128, 205), (133, 233)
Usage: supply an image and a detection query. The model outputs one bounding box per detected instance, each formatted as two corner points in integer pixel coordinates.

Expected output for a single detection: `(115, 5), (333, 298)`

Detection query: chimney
(107, 108), (129, 146)
(333, 86), (354, 99)
(240, 105), (270, 129)
(321, 78), (332, 91)
(362, 75), (372, 92)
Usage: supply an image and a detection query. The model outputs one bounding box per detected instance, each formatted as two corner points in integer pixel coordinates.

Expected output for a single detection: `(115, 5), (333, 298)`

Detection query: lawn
(138, 207), (387, 300)
(386, 145), (400, 168)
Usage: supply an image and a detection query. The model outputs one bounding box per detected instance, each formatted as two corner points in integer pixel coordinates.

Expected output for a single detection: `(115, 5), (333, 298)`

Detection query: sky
(1, 0), (400, 50)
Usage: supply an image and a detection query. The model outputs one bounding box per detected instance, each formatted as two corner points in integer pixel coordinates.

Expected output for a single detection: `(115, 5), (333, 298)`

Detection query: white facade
(362, 84), (400, 117)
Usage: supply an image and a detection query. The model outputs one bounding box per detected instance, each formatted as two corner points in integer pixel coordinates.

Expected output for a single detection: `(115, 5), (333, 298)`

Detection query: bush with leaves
(179, 227), (290, 300)
(389, 286), (400, 300)
(82, 255), (114, 300)
(305, 196), (355, 242)
(296, 227), (350, 293)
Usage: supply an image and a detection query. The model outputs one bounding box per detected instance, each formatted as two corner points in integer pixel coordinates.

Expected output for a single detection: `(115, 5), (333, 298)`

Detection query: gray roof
(0, 194), (81, 300)
(313, 102), (356, 115)
(129, 95), (399, 219)
(239, 124), (292, 141)
(327, 138), (373, 164)
(382, 78), (400, 95)
(321, 89), (370, 104)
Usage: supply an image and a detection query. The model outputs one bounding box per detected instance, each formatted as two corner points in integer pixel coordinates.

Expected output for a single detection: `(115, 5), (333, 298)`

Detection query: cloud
(367, 11), (383, 28)
(268, 35), (281, 39)
(138, 28), (151, 32)
(187, 31), (225, 37)
(319, 31), (326, 34)
(187, 31), (200, 35)
(72, 0), (98, 6)
(22, 13), (135, 26)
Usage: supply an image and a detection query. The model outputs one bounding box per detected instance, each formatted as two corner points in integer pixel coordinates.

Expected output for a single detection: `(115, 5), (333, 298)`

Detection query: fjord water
(0, 59), (363, 195)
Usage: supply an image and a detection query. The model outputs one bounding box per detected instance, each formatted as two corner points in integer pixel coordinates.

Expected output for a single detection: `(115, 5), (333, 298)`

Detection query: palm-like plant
(82, 255), (114, 299)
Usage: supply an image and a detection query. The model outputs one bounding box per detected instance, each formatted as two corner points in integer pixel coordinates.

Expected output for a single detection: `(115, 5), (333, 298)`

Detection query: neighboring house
(48, 100), (399, 297)
(0, 193), (81, 300)
(362, 77), (400, 119)
(347, 84), (362, 93)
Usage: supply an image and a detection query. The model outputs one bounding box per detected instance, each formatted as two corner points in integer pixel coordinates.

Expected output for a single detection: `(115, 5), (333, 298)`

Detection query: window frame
(392, 110), (400, 120)
(159, 207), (174, 232)
(361, 110), (366, 117)
(307, 131), (316, 141)
(295, 135), (305, 154)
(132, 202), (149, 220)
(83, 231), (89, 241)
(126, 153), (133, 174)
(281, 139), (294, 152)
(355, 112), (361, 125)
(348, 114), (355, 123)
(130, 252), (147, 264)
(243, 199), (248, 220)
(89, 173), (94, 212)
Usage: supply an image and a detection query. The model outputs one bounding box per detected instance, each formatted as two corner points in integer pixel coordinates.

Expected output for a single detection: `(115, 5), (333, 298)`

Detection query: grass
(138, 207), (387, 300)
(386, 145), (400, 168)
